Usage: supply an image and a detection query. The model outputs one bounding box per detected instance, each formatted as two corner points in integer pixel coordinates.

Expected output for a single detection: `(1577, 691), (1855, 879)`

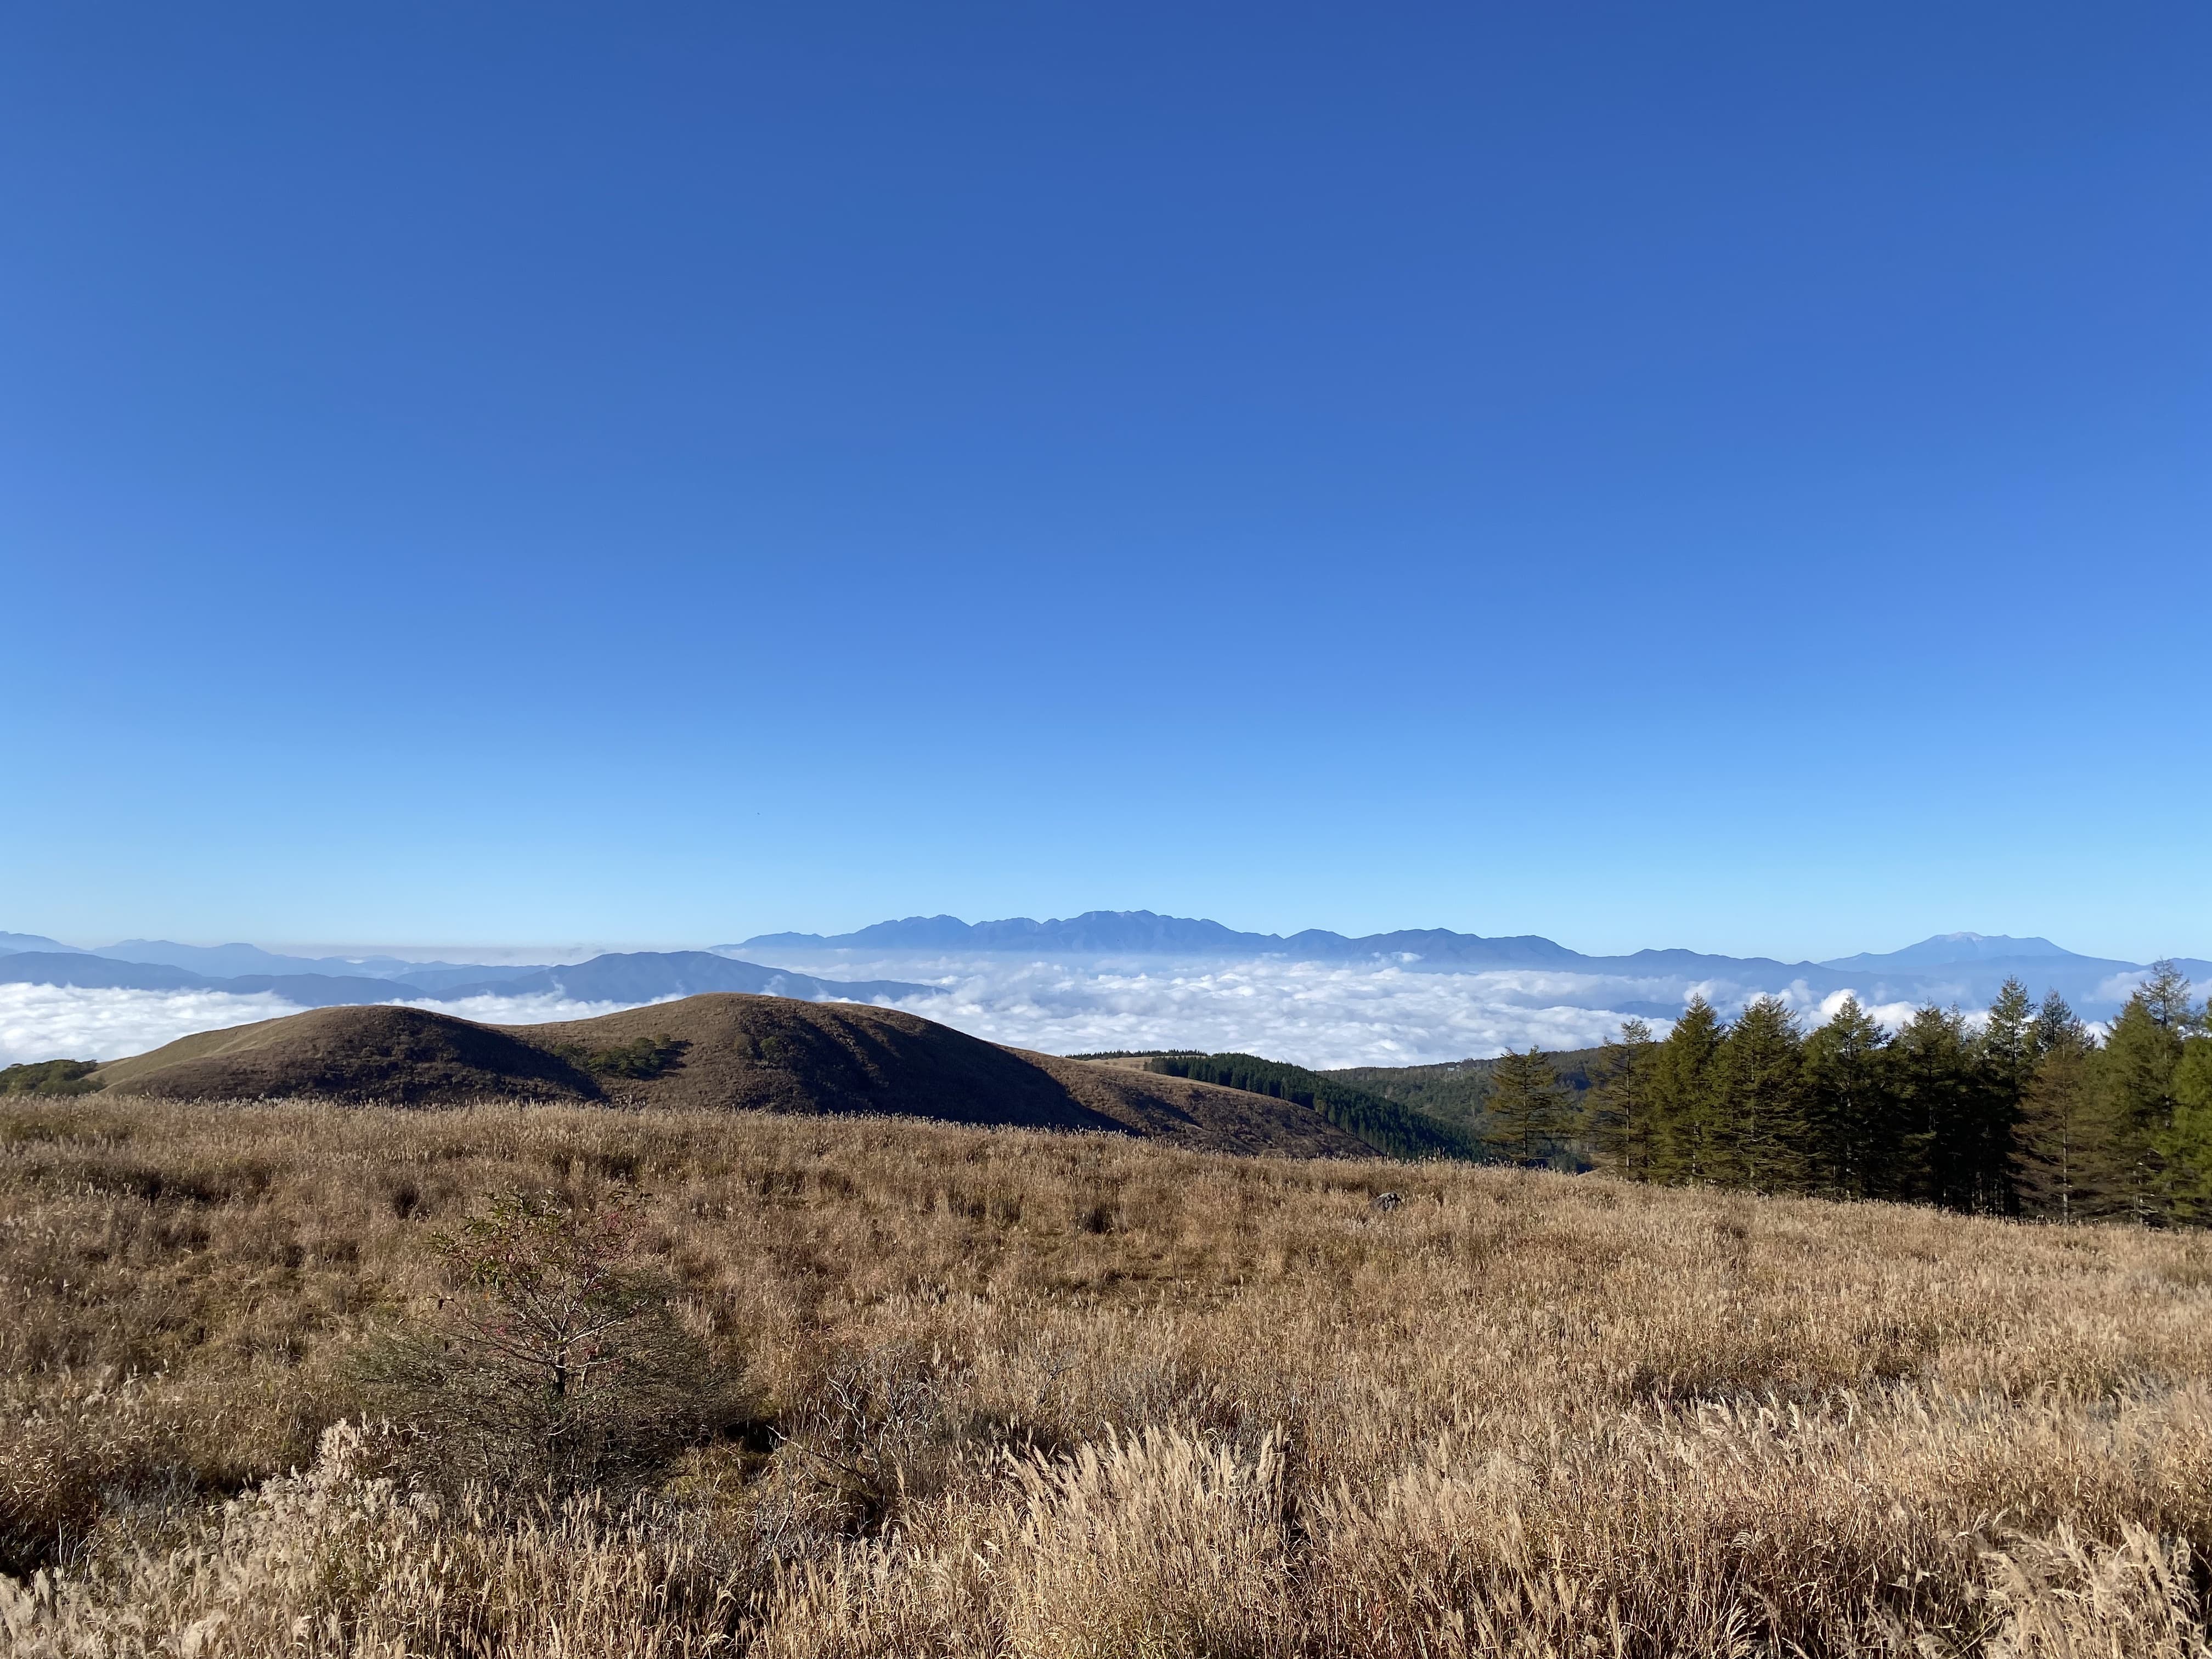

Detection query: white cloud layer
(391, 992), (659, 1026)
(0, 983), (313, 1065)
(0, 984), (673, 1067)
(878, 960), (1656, 1069)
(1, 960), (1987, 1073)
(872, 963), (1969, 1068)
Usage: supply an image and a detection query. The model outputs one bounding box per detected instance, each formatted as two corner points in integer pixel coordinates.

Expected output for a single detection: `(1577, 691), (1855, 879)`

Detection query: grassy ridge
(78, 998), (1379, 1160)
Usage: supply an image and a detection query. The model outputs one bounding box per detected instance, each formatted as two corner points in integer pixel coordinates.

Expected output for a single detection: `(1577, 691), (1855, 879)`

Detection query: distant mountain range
(0, 932), (552, 983)
(727, 912), (2212, 1019)
(0, 932), (91, 956)
(422, 952), (930, 1005)
(87, 938), (549, 983)
(739, 913), (1585, 967)
(0, 953), (435, 1007)
(7, 915), (2208, 1025)
(1819, 933), (2080, 970)
(0, 943), (930, 1009)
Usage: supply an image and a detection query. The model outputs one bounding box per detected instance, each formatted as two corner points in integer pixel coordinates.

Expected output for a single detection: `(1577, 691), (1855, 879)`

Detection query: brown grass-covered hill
(91, 994), (1371, 1159)
(91, 1006), (599, 1104)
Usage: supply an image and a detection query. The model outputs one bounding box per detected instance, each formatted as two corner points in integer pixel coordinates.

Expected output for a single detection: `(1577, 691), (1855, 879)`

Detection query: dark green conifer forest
(1577, 963), (2212, 1223)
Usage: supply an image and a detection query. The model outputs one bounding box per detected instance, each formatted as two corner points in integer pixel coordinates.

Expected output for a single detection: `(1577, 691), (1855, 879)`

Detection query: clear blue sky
(4, 3), (2208, 962)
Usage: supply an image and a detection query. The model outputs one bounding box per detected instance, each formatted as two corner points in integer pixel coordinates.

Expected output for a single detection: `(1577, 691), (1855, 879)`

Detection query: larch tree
(1967, 977), (2036, 1215)
(1649, 997), (1724, 1184)
(1713, 997), (1807, 1193)
(2171, 1025), (2212, 1214)
(1582, 1019), (1659, 1178)
(2015, 997), (2101, 1224)
(1888, 1007), (1981, 1211)
(1803, 995), (1894, 1199)
(1485, 1046), (1572, 1167)
(2100, 965), (2194, 1225)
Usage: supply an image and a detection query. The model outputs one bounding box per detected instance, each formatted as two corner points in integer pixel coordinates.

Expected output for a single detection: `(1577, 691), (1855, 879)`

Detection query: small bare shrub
(352, 1190), (736, 1494)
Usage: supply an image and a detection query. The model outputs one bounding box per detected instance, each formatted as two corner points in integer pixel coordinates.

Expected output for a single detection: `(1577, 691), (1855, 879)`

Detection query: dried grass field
(7, 1096), (2212, 1656)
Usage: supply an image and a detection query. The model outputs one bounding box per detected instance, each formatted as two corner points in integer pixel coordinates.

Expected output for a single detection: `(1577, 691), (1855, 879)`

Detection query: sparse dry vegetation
(7, 1095), (2212, 1655)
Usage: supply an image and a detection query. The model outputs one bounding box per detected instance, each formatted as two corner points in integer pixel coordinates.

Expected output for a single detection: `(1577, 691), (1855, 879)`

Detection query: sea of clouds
(870, 958), (1931, 1069)
(1, 983), (314, 1066)
(2, 957), (1943, 1071)
(0, 983), (641, 1067)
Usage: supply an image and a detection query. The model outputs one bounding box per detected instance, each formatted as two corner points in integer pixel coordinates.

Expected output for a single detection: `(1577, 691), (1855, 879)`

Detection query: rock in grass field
(5, 1095), (2212, 1656)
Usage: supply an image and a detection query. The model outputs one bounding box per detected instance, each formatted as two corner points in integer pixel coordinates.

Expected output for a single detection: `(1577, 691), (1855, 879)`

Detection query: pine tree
(1980, 978), (2036, 1099)
(1712, 997), (1807, 1192)
(2033, 988), (2083, 1056)
(2016, 1005), (2102, 1224)
(1888, 1006), (1979, 1210)
(1967, 977), (2034, 1214)
(2172, 1027), (2212, 1215)
(2138, 961), (2200, 1032)
(2097, 969), (2203, 1229)
(1646, 997), (1724, 1183)
(2099, 968), (2193, 1225)
(1485, 1047), (1571, 1166)
(1582, 1019), (1659, 1179)
(1802, 995), (1895, 1198)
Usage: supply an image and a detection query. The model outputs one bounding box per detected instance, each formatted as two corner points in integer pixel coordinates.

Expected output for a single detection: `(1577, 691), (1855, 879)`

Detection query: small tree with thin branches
(1486, 1047), (1572, 1167)
(357, 1191), (730, 1493)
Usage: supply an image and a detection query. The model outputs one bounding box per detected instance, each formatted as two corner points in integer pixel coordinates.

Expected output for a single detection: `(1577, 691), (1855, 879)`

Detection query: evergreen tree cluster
(1578, 963), (2212, 1222)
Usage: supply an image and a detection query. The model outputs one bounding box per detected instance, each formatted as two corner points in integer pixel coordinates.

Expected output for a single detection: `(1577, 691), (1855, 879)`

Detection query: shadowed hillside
(92, 994), (1374, 1159)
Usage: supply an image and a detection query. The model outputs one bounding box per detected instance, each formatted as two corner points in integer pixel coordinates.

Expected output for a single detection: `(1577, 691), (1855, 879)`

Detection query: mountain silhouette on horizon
(738, 911), (2164, 975)
(737, 910), (1586, 968)
(729, 911), (2211, 1020)
(1819, 933), (2089, 972)
(8, 914), (2209, 1028)
(0, 947), (930, 1011)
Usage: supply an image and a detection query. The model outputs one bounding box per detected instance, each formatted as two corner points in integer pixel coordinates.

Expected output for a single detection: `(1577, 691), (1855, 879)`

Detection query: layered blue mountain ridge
(5, 915), (2207, 1022)
(729, 913), (2212, 1019)
(0, 943), (930, 1009)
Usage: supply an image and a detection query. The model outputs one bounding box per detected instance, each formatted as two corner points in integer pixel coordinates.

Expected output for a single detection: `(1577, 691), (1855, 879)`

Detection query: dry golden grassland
(7, 1096), (2212, 1655)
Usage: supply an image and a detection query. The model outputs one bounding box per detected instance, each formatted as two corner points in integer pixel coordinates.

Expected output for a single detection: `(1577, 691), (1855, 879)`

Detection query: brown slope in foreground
(97, 993), (1373, 1159)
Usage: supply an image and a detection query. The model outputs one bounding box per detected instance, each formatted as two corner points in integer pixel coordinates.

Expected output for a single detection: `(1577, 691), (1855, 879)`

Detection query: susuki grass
(6, 1096), (2212, 1655)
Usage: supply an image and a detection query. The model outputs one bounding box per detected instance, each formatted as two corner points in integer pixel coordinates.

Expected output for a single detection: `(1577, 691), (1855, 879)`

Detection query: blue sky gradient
(4, 3), (2208, 961)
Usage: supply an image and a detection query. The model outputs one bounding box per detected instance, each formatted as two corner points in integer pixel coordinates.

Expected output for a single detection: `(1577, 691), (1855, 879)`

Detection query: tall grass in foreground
(7, 1098), (2212, 1654)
